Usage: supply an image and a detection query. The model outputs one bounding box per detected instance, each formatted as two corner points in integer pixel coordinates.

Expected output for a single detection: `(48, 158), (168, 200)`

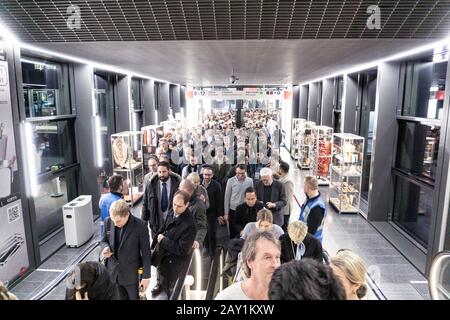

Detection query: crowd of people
(91, 109), (369, 301)
(0, 110), (369, 301)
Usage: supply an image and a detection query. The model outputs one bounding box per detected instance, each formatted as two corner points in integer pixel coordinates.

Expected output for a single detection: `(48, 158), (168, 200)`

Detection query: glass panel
(21, 58), (71, 118)
(94, 72), (116, 176)
(333, 111), (341, 133)
(359, 71), (377, 201)
(34, 171), (77, 241)
(395, 121), (440, 181)
(154, 82), (160, 110)
(316, 82), (322, 123)
(402, 57), (447, 120)
(392, 174), (433, 248)
(30, 120), (76, 174)
(131, 78), (142, 110)
(335, 77), (343, 110)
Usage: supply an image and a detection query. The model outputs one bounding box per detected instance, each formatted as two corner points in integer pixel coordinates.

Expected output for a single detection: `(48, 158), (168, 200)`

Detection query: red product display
(317, 141), (331, 176)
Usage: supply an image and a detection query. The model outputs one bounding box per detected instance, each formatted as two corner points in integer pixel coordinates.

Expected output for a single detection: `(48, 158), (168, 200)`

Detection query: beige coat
(279, 174), (294, 216)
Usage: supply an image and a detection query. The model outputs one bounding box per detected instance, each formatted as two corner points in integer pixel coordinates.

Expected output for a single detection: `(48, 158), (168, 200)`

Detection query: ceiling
(1, 0), (449, 85)
(33, 39), (436, 85)
(2, 0), (450, 41)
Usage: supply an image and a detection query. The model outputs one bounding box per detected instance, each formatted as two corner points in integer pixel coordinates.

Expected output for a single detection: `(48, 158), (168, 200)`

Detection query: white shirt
(214, 281), (251, 300)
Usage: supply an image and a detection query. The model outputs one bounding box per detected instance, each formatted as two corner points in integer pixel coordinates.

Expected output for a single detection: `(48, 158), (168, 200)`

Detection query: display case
(111, 131), (144, 206)
(297, 121), (316, 169)
(311, 126), (333, 185)
(290, 118), (304, 160)
(141, 125), (164, 172)
(329, 133), (364, 214)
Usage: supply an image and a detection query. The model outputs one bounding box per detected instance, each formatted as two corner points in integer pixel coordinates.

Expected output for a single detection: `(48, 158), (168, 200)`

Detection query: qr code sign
(8, 204), (20, 223)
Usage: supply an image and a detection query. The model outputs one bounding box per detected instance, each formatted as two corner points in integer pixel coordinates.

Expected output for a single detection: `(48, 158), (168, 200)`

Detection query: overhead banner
(0, 45), (30, 285)
(187, 88), (291, 100)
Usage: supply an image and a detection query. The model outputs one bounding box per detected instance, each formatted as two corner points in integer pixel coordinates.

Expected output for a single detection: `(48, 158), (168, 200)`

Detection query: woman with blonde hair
(279, 221), (323, 263)
(330, 250), (368, 300)
(240, 208), (284, 240)
(0, 282), (18, 300)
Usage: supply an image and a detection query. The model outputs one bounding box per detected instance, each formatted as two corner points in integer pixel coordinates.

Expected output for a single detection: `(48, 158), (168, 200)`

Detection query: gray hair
(241, 231), (280, 278)
(260, 167), (273, 177)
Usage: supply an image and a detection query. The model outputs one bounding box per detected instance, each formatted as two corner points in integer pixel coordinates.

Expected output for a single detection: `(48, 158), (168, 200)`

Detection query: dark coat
(141, 174), (180, 235)
(233, 201), (265, 236)
(157, 208), (197, 282)
(279, 233), (323, 263)
(100, 215), (151, 286)
(203, 179), (223, 218)
(188, 193), (208, 243)
(65, 262), (120, 300)
(254, 180), (287, 226)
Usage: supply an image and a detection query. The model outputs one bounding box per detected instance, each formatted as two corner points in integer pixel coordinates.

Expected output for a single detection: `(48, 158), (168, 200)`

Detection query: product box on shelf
(297, 120), (316, 169)
(311, 126), (333, 185)
(291, 118), (305, 160)
(111, 131), (144, 206)
(329, 133), (364, 214)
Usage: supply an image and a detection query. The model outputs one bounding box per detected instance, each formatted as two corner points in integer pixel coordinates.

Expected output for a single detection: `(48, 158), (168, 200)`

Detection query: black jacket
(65, 262), (120, 300)
(141, 175), (180, 235)
(279, 233), (323, 264)
(234, 201), (265, 236)
(254, 180), (287, 226)
(100, 215), (151, 286)
(203, 179), (223, 218)
(157, 208), (197, 282)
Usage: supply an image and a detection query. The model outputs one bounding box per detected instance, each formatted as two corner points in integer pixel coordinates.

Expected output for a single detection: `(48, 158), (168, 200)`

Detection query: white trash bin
(63, 195), (94, 247)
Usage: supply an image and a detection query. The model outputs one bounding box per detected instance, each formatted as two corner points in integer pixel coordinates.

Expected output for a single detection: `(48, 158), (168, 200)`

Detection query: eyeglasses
(336, 248), (353, 254)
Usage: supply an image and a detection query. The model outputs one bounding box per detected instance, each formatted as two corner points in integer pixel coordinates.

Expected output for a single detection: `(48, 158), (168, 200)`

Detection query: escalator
(31, 242), (100, 300)
(428, 251), (450, 300)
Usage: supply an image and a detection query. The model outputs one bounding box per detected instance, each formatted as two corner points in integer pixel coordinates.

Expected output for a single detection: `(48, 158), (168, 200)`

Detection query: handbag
(150, 242), (165, 267)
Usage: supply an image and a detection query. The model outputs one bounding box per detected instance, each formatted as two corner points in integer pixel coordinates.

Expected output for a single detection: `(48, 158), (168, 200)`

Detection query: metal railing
(30, 241), (99, 300)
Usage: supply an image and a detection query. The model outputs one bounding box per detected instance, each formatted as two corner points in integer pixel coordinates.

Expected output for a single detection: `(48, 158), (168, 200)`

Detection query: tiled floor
(10, 149), (431, 300)
(281, 148), (430, 300)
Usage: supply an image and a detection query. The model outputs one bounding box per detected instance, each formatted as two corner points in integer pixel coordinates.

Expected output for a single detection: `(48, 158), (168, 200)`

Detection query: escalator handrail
(169, 250), (194, 300)
(30, 241), (99, 300)
(205, 246), (225, 300)
(366, 270), (386, 300)
(428, 250), (450, 300)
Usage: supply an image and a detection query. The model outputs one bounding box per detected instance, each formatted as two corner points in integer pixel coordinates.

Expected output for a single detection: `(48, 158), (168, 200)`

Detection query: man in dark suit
(141, 161), (181, 237)
(234, 187), (265, 237)
(254, 167), (287, 227)
(100, 199), (151, 300)
(152, 190), (196, 297)
(201, 165), (223, 257)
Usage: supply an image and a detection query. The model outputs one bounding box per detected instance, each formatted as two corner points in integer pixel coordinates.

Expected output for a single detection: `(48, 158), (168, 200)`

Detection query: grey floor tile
(10, 280), (48, 294)
(21, 270), (60, 283)
(363, 255), (410, 265)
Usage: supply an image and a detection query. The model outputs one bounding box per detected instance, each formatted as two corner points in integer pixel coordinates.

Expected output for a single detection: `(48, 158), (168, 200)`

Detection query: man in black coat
(101, 200), (151, 300)
(152, 190), (197, 297)
(201, 165), (223, 257)
(233, 187), (265, 237)
(65, 261), (120, 300)
(141, 161), (181, 237)
(254, 167), (287, 226)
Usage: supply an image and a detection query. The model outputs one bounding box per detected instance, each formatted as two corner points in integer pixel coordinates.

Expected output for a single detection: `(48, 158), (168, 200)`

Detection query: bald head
(179, 179), (196, 196)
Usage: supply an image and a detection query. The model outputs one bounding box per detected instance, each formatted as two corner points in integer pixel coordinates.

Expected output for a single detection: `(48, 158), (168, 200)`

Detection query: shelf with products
(297, 120), (316, 169)
(329, 133), (364, 214)
(111, 131), (144, 206)
(291, 118), (305, 160)
(141, 125), (164, 173)
(311, 126), (333, 185)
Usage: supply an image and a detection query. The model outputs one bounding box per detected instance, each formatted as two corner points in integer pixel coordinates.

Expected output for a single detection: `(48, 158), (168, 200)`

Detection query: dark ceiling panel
(1, 0), (449, 42)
